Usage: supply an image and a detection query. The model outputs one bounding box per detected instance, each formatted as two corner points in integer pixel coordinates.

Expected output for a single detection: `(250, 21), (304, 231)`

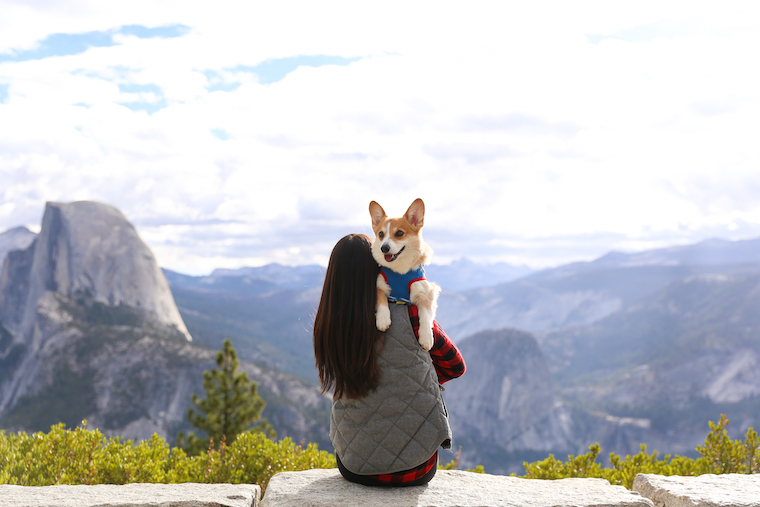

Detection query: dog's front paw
(376, 306), (391, 331)
(418, 327), (434, 351)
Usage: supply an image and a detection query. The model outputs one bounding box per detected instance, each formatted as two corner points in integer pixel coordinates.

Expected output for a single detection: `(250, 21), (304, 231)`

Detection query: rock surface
(261, 469), (654, 507)
(443, 328), (573, 473)
(0, 226), (36, 267)
(633, 473), (760, 507)
(0, 483), (260, 507)
(0, 201), (191, 345)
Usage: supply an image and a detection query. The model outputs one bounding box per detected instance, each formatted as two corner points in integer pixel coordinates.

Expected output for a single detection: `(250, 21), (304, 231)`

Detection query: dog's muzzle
(383, 245), (405, 262)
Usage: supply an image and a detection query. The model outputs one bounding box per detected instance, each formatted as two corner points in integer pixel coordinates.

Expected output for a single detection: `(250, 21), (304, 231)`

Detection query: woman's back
(330, 304), (452, 475)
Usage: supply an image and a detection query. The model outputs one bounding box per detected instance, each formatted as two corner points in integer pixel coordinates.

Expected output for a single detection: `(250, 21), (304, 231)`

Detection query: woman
(314, 234), (465, 486)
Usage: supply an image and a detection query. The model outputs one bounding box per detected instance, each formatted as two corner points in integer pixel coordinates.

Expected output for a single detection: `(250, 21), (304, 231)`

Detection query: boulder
(633, 473), (760, 507)
(261, 469), (654, 507)
(0, 483), (260, 507)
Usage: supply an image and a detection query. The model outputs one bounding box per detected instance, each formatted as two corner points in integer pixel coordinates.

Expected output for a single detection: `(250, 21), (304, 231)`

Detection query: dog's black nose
(381, 244), (390, 253)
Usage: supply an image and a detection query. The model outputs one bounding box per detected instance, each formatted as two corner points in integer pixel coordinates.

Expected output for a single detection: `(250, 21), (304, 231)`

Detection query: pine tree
(178, 339), (273, 454)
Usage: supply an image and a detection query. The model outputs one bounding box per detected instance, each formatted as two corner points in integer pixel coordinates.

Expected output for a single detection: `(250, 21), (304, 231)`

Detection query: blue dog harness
(380, 266), (426, 305)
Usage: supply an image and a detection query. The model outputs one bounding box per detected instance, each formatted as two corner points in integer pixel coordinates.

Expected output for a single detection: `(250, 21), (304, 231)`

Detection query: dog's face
(369, 198), (426, 274)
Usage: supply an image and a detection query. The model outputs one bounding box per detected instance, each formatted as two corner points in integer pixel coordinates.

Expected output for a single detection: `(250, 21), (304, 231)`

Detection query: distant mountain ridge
(435, 237), (760, 341)
(180, 257), (533, 293)
(591, 237), (760, 268)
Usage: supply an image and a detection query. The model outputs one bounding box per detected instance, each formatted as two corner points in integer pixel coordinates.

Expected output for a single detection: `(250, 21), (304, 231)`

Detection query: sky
(1, 1), (759, 275)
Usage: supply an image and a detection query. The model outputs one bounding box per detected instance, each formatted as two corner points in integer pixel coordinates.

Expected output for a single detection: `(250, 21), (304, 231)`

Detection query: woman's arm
(407, 306), (466, 384)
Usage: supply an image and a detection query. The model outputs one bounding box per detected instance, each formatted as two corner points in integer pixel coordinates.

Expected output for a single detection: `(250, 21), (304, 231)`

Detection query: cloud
(1, 2), (760, 274)
(458, 114), (581, 137)
(423, 143), (519, 164)
(202, 55), (361, 92)
(234, 55), (362, 85)
(586, 20), (695, 44)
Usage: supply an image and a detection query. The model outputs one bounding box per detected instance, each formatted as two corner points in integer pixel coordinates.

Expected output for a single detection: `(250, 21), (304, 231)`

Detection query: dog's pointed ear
(369, 201), (387, 228)
(405, 199), (425, 228)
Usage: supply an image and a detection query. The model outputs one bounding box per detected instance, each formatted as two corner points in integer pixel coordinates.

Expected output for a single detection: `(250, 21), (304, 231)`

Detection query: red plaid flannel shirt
(368, 305), (466, 484)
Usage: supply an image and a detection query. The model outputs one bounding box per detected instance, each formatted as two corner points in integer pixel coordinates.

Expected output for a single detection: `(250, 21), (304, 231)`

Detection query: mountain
(0, 201), (330, 447)
(541, 269), (760, 458)
(161, 259), (531, 382)
(162, 268), (323, 382)
(443, 328), (573, 474)
(423, 259), (533, 291)
(159, 234), (760, 468)
(0, 226), (36, 267)
(0, 201), (191, 346)
(7, 207), (759, 471)
(436, 237), (760, 342)
(201, 258), (532, 293)
(209, 264), (326, 291)
(590, 237), (760, 268)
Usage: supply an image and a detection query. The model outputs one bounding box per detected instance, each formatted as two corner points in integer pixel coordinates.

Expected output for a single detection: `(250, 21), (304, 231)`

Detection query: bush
(520, 414), (760, 489)
(0, 421), (335, 493)
(3, 415), (757, 492)
(439, 447), (485, 473)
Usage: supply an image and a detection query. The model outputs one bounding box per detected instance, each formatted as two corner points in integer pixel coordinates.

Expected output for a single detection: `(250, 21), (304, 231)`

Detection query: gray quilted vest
(330, 303), (452, 475)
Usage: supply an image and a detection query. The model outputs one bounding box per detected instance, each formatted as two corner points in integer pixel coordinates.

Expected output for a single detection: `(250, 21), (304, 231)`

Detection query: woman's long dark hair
(313, 234), (382, 399)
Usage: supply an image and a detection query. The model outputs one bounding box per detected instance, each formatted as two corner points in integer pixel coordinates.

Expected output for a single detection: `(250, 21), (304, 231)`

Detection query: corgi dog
(369, 198), (441, 350)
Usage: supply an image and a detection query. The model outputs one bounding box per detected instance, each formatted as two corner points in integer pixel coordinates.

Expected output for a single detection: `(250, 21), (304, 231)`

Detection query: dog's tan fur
(369, 198), (441, 350)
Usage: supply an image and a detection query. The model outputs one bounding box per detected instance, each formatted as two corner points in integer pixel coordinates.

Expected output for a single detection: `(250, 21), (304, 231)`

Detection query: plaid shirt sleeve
(407, 305), (466, 384)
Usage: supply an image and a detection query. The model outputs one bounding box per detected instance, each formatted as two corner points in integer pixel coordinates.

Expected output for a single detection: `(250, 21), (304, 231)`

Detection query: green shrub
(520, 414), (760, 489)
(3, 414), (757, 493)
(0, 421), (334, 493)
(439, 447), (485, 473)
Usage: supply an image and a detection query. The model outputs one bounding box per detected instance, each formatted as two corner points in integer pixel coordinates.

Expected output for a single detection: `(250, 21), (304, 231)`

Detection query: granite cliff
(0, 201), (330, 446)
(443, 328), (573, 474)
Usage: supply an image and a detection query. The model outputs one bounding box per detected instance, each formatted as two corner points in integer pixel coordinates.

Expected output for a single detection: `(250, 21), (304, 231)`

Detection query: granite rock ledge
(0, 483), (260, 507)
(260, 468), (654, 507)
(633, 473), (760, 507)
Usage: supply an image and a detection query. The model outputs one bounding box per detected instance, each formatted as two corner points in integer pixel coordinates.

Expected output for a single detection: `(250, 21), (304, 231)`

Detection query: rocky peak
(0, 201), (190, 346)
(0, 227), (37, 268)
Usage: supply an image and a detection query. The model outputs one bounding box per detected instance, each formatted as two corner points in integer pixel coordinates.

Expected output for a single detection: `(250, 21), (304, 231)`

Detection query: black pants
(335, 454), (437, 487)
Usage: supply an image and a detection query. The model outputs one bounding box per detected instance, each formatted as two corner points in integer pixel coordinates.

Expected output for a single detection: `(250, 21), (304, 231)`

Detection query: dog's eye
(379, 231), (384, 238)
(395, 230), (404, 237)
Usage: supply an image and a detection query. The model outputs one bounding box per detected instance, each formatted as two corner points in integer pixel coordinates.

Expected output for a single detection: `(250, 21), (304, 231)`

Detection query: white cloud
(1, 1), (760, 273)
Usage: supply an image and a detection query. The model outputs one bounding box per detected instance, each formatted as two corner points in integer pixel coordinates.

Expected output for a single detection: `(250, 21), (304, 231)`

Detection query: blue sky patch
(205, 55), (360, 90)
(0, 83), (8, 103)
(244, 55), (361, 85)
(0, 24), (189, 63)
(119, 24), (190, 39)
(118, 83), (166, 114)
(210, 128), (231, 140)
